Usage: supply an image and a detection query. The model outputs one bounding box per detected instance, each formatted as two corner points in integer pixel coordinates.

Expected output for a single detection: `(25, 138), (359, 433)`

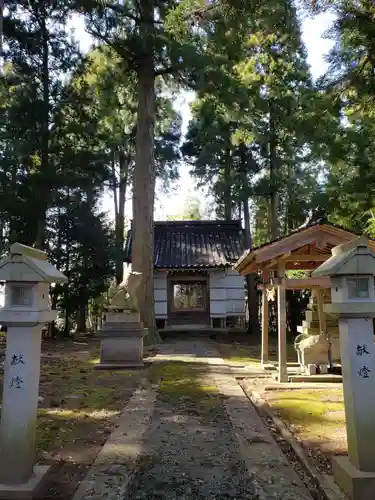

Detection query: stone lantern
(0, 243), (67, 498)
(312, 236), (375, 500)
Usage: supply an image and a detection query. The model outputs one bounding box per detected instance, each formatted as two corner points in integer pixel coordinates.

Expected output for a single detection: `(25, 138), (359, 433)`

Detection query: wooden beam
(282, 277), (331, 289)
(254, 226), (321, 264)
(284, 263), (324, 271)
(279, 252), (292, 260)
(264, 259), (278, 269)
(258, 277), (331, 290)
(280, 254), (329, 262)
(239, 261), (257, 275)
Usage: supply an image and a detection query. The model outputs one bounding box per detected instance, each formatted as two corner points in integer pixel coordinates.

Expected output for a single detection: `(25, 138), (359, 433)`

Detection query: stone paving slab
(124, 340), (312, 500)
(73, 380), (157, 500)
(204, 346), (313, 499)
(124, 370), (256, 499)
(213, 372), (312, 499)
(72, 340), (313, 500)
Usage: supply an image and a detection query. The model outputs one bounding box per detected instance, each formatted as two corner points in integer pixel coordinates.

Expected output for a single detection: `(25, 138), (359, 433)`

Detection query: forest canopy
(1, 0), (374, 338)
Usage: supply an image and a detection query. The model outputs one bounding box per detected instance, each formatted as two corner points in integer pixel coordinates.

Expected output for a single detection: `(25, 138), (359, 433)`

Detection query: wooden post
(277, 262), (288, 383)
(261, 270), (269, 365)
(316, 287), (331, 367)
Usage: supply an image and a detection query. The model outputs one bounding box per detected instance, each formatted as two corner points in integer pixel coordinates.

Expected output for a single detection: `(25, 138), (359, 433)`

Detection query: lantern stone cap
(0, 243), (68, 283)
(312, 236), (375, 278)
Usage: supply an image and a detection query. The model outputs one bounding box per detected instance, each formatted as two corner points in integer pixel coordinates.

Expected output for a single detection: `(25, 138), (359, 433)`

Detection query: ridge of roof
(124, 220), (246, 268)
(132, 219), (243, 228)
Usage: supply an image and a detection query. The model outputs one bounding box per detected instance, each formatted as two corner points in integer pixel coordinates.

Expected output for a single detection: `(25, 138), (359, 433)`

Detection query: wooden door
(167, 277), (210, 325)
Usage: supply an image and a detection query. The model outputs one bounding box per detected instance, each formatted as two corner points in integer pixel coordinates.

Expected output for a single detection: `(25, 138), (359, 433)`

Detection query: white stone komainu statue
(294, 288), (340, 374)
(97, 271), (147, 369)
(294, 332), (330, 374)
(107, 271), (143, 312)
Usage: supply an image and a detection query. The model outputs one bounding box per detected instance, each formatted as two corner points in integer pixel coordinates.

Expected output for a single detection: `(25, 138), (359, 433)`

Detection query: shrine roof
(124, 220), (247, 269)
(233, 209), (375, 275)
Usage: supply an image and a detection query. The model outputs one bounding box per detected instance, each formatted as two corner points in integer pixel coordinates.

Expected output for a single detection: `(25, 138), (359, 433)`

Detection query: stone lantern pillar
(312, 236), (375, 500)
(0, 243), (67, 498)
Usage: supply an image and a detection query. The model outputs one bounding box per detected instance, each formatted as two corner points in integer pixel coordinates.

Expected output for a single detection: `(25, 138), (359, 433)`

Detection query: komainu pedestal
(96, 273), (147, 369)
(295, 289), (340, 374)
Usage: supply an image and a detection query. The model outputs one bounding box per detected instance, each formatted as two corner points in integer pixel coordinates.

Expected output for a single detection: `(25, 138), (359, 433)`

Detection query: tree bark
(269, 101), (279, 240)
(111, 150), (118, 224)
(132, 0), (160, 345)
(0, 0), (4, 63)
(243, 197), (260, 336)
(115, 147), (128, 285)
(35, 12), (49, 250)
(76, 304), (87, 334)
(223, 148), (232, 220)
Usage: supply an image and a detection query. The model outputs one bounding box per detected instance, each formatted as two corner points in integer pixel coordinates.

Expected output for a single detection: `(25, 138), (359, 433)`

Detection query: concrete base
(95, 361), (144, 370)
(333, 455), (375, 500)
(99, 335), (144, 366)
(0, 465), (50, 499)
(289, 374), (342, 383)
(262, 364), (277, 371)
(263, 362), (299, 372)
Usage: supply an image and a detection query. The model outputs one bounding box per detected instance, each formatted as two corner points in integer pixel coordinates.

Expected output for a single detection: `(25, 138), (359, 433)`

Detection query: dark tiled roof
(124, 220), (247, 269)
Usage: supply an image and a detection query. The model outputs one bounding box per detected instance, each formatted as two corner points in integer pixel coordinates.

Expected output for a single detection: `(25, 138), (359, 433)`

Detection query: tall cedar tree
(3, 1), (79, 248)
(77, 0), (256, 342)
(72, 46), (181, 285)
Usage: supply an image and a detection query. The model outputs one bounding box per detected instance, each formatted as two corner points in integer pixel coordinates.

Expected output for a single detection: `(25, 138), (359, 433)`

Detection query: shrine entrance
(167, 274), (210, 326)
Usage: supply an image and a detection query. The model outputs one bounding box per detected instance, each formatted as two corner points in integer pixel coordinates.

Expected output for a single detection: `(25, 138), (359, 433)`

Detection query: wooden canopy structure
(233, 215), (375, 382)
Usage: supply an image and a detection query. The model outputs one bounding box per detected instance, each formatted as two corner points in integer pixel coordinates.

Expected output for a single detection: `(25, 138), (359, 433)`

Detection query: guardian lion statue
(109, 271), (143, 312)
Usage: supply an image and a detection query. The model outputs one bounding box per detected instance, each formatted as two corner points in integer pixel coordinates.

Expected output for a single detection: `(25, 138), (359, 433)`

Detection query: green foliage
(314, 1), (375, 235)
(3, 0), (375, 337)
(167, 194), (203, 220)
(183, 0), (331, 238)
(1, 1), (184, 334)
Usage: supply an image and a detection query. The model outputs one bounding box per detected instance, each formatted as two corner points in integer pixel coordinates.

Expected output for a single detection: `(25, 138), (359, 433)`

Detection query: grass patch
(0, 339), (144, 499)
(217, 341), (298, 365)
(0, 340), (142, 462)
(148, 361), (220, 417)
(216, 343), (261, 364)
(264, 388), (346, 454)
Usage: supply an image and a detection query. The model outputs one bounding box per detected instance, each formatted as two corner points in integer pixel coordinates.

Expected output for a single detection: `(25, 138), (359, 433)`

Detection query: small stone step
(302, 319), (338, 329)
(297, 326), (339, 335)
(305, 310), (320, 322)
(289, 374), (342, 383)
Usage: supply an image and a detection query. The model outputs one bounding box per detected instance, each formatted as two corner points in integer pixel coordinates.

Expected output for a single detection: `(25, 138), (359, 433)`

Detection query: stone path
(124, 340), (312, 500)
(74, 339), (313, 500)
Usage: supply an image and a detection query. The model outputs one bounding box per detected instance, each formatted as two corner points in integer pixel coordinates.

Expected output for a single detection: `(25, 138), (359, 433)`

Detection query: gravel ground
(264, 415), (325, 500)
(123, 340), (313, 500)
(124, 380), (256, 499)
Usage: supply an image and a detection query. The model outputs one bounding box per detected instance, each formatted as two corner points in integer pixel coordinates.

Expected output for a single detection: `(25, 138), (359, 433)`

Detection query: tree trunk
(269, 101), (279, 240)
(35, 14), (49, 250)
(243, 197), (260, 336)
(132, 0), (160, 345)
(115, 148), (128, 285)
(223, 149), (232, 220)
(63, 190), (71, 337)
(111, 150), (118, 223)
(237, 202), (242, 222)
(0, 0), (4, 62)
(76, 304), (86, 334)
